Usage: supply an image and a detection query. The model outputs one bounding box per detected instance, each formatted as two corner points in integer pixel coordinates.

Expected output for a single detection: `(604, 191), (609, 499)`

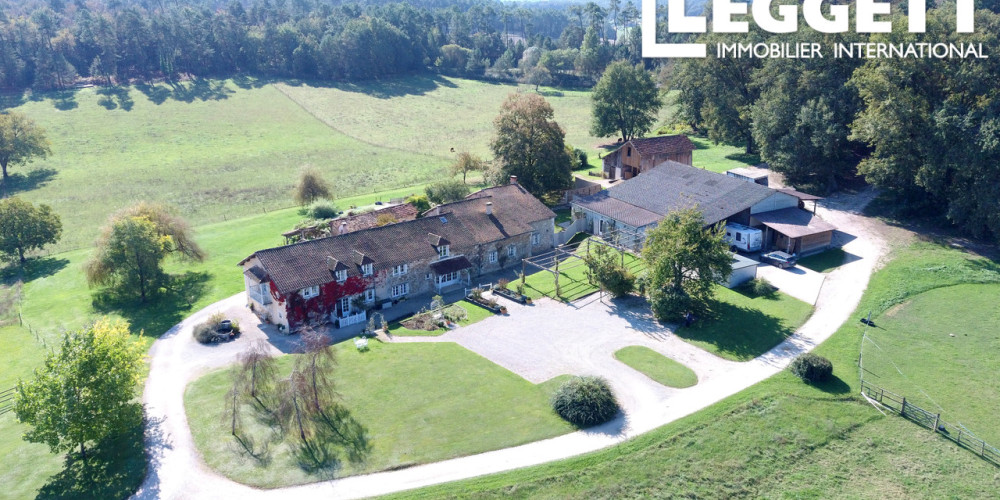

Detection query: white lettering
(802, 0), (849, 34)
(857, 0), (892, 33)
(956, 0), (975, 33)
(753, 0), (797, 33)
(713, 0), (748, 33)
(908, 0), (926, 33)
(669, 0), (706, 33)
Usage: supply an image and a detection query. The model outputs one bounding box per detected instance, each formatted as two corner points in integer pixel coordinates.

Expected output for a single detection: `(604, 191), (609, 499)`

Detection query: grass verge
(798, 248), (847, 273)
(184, 341), (573, 488)
(614, 346), (698, 388)
(388, 300), (495, 337)
(385, 241), (1000, 499)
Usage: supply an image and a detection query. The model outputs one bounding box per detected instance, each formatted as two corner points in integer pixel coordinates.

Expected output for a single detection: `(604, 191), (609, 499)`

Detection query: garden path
(133, 188), (887, 500)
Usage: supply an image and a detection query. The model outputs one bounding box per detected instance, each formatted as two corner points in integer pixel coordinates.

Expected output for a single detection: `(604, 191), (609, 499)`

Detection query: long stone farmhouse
(239, 181), (556, 331)
(573, 160), (836, 255)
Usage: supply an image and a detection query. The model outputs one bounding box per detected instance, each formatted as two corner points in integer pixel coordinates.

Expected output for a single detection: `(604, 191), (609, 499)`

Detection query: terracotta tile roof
(628, 135), (696, 156)
(754, 208), (836, 239)
(332, 203), (419, 234)
(574, 161), (777, 226)
(244, 184), (554, 295)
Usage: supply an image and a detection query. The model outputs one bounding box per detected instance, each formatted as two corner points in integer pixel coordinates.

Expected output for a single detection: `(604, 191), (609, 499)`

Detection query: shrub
(497, 278), (510, 290)
(551, 376), (620, 427)
(294, 167), (332, 206)
(425, 179), (470, 204)
(308, 200), (339, 220)
(602, 267), (635, 298)
(406, 195), (431, 213)
(192, 323), (216, 343)
(649, 286), (691, 323)
(748, 278), (777, 297)
(789, 353), (833, 384)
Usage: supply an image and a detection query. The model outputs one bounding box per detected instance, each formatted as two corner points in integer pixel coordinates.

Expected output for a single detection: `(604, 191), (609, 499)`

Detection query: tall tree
(490, 92), (573, 196)
(86, 203), (204, 302)
(642, 208), (731, 321)
(591, 61), (662, 142)
(0, 111), (51, 190)
(0, 197), (62, 265)
(849, 9), (1000, 240)
(449, 151), (485, 184)
(294, 167), (332, 206)
(14, 318), (144, 460)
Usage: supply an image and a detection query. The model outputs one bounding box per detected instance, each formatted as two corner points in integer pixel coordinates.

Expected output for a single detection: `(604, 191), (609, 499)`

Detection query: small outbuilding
(727, 253), (759, 288)
(726, 165), (770, 186)
(752, 208), (836, 255)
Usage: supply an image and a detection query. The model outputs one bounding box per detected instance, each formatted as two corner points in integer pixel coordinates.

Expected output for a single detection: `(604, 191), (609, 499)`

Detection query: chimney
(486, 201), (493, 216)
(338, 221), (348, 235)
(510, 175), (517, 185)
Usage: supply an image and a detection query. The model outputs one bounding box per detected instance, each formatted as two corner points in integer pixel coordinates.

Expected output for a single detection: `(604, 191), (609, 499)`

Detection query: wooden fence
(0, 387), (14, 416)
(861, 380), (1000, 466)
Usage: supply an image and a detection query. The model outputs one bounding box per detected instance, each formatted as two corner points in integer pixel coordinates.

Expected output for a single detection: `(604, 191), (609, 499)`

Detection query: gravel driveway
(133, 188), (888, 500)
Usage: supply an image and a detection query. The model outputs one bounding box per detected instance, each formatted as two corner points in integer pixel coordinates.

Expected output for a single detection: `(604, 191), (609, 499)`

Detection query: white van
(723, 222), (763, 252)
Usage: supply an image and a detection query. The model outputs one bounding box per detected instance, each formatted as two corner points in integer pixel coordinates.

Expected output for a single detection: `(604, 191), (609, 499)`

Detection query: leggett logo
(641, 0), (978, 58)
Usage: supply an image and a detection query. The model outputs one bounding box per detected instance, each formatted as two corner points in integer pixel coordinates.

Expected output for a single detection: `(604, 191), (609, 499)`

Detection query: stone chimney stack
(510, 175), (517, 185)
(338, 221), (348, 235)
(486, 201), (493, 216)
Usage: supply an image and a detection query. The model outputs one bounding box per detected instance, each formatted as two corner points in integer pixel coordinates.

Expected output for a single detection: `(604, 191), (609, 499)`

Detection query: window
(488, 251), (498, 263)
(531, 232), (540, 245)
(335, 269), (347, 282)
(437, 245), (450, 258)
(339, 297), (351, 314)
(361, 263), (373, 276)
(391, 283), (409, 297)
(301, 285), (319, 299)
(364, 288), (375, 303)
(436, 271), (459, 284)
(626, 147), (632, 157)
(507, 246), (517, 257)
(735, 232), (742, 242)
(426, 273), (432, 280)
(392, 264), (408, 276)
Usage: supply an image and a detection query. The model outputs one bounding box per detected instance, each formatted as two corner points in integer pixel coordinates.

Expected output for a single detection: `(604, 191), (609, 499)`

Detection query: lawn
(688, 135), (761, 173)
(390, 241), (1000, 499)
(673, 284), (813, 361)
(184, 341), (574, 488)
(553, 208), (572, 233)
(0, 187), (436, 500)
(798, 248), (847, 273)
(387, 300), (496, 337)
(522, 240), (645, 302)
(613, 346), (698, 389)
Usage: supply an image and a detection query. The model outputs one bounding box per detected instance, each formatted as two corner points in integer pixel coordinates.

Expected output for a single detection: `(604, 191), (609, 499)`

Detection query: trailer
(723, 222), (763, 252)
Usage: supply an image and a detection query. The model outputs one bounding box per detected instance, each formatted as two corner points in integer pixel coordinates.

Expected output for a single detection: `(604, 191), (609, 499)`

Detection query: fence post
(901, 397), (907, 415)
(983, 440), (987, 457)
(933, 413), (940, 432)
(957, 430), (963, 445)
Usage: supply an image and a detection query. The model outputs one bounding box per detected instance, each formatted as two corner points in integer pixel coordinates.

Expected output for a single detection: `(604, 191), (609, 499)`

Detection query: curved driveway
(133, 190), (885, 500)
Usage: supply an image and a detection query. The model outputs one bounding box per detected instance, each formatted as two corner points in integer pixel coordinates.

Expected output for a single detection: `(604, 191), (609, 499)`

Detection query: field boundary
(861, 380), (1000, 466)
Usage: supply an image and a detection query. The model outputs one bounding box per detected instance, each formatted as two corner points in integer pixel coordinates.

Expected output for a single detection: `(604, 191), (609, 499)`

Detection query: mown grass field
(387, 242), (1000, 499)
(675, 284), (814, 361)
(613, 346), (698, 389)
(184, 341), (573, 488)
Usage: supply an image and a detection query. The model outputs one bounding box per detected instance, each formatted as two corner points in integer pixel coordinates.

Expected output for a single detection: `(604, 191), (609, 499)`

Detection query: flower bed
(466, 288), (503, 313)
(493, 286), (530, 304)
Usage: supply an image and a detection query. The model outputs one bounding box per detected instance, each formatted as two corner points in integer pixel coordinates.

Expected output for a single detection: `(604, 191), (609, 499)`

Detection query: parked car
(761, 250), (797, 269)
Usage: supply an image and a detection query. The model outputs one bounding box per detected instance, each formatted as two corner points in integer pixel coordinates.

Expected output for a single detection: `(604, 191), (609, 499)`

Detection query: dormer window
(438, 245), (450, 258)
(335, 269), (347, 282)
(361, 263), (373, 276)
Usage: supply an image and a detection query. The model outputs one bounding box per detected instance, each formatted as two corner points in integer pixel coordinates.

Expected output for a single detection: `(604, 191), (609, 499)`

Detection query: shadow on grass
(675, 300), (792, 361)
(725, 151), (761, 165)
(290, 74), (458, 99)
(92, 271), (212, 337)
(0, 256), (69, 285)
(96, 86), (134, 111)
(37, 405), (146, 500)
(812, 374), (851, 395)
(294, 405), (371, 476)
(135, 78), (234, 105)
(1, 167), (58, 195)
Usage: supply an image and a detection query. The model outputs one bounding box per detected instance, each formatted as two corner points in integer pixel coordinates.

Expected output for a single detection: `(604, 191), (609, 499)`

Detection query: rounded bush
(192, 323), (216, 344)
(789, 353), (833, 384)
(308, 200), (339, 220)
(748, 278), (777, 297)
(551, 376), (620, 427)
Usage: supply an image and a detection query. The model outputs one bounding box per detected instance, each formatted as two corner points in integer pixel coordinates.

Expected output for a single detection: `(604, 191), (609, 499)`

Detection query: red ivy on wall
(268, 276), (374, 330)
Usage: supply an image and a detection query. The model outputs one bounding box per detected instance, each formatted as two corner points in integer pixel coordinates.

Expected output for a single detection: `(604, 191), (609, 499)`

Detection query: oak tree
(591, 61), (662, 142)
(490, 93), (573, 196)
(0, 111), (51, 190)
(0, 197), (62, 265)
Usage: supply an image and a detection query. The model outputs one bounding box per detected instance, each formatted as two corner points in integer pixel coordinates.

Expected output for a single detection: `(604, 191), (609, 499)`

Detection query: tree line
(0, 0), (645, 90)
(670, 5), (1000, 241)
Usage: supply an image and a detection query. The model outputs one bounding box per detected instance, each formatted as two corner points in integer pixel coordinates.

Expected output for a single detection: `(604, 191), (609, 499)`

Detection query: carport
(753, 208), (836, 255)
